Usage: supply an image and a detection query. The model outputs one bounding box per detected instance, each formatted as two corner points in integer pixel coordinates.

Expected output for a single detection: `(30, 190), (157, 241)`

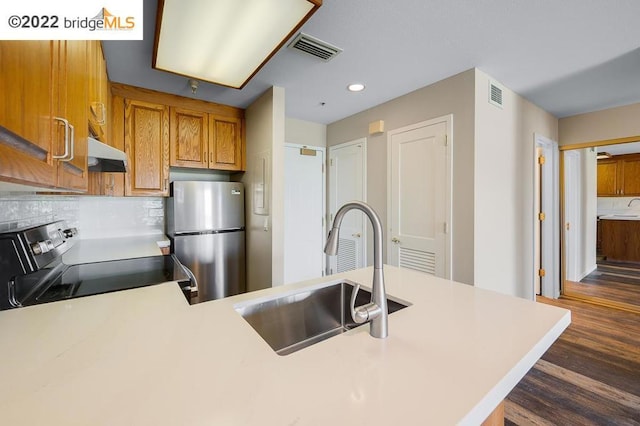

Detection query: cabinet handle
(164, 178), (169, 192)
(53, 117), (71, 160)
(65, 123), (75, 162)
(210, 152), (213, 164)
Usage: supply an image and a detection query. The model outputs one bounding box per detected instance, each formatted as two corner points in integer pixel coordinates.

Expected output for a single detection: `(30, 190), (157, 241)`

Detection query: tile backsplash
(597, 196), (640, 215)
(0, 194), (164, 238)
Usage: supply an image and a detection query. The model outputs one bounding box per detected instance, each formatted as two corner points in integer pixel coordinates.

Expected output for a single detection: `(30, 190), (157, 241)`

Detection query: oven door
(30, 255), (191, 305)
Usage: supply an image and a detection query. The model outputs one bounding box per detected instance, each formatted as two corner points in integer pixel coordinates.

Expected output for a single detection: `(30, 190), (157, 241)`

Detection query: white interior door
(388, 119), (450, 277)
(564, 150), (580, 282)
(328, 138), (366, 274)
(284, 145), (325, 284)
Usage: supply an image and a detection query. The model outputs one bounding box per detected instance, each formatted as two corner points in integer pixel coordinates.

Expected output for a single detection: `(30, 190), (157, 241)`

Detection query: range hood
(87, 137), (128, 172)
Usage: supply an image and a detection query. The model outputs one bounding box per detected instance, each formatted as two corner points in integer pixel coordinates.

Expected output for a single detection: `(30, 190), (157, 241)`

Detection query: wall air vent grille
(489, 81), (504, 108)
(399, 247), (435, 275)
(288, 32), (343, 61)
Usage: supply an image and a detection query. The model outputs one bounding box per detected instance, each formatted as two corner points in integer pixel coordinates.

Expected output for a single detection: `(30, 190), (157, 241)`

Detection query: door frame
(327, 138), (368, 272)
(559, 134), (640, 313)
(533, 134), (560, 299)
(284, 143), (326, 281)
(386, 115), (453, 279)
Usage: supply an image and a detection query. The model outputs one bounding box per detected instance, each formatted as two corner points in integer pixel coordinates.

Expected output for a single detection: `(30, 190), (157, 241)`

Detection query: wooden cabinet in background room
(600, 219), (640, 262)
(123, 98), (169, 196)
(0, 40), (88, 191)
(169, 108), (244, 171)
(597, 154), (640, 197)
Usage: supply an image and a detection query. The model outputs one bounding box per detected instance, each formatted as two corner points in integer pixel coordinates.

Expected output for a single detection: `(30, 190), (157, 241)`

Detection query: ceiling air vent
(489, 80), (504, 108)
(288, 32), (342, 61)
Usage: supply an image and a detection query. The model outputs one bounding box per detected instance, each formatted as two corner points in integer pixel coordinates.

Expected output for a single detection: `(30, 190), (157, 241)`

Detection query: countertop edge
(459, 309), (572, 425)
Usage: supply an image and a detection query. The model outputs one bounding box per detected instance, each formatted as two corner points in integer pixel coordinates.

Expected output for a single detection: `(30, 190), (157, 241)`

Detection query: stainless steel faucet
(324, 201), (388, 339)
(628, 198), (640, 207)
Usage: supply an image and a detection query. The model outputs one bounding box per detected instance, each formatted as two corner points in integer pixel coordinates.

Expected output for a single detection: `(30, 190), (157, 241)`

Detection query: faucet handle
(350, 284), (368, 324)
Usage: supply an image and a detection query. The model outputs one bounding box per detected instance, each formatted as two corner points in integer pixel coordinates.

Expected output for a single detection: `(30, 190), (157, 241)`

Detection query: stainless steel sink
(234, 280), (410, 356)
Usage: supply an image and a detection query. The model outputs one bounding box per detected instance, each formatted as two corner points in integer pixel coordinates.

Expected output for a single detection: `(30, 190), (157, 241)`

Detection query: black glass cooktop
(26, 256), (190, 305)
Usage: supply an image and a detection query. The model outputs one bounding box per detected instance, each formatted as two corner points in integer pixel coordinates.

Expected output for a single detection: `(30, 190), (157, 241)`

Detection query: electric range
(0, 220), (192, 311)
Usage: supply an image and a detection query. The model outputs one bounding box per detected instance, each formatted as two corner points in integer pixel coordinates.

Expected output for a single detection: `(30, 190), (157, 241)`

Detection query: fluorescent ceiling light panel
(154, 0), (321, 89)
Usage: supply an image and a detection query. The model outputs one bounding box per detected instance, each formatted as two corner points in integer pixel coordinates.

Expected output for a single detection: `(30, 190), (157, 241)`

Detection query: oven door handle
(172, 255), (198, 293)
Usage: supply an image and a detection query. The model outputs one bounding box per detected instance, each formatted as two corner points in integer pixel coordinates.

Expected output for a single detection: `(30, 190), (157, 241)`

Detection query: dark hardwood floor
(505, 297), (640, 425)
(564, 260), (640, 312)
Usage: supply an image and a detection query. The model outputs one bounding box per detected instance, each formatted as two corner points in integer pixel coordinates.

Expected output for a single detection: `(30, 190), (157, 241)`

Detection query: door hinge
(322, 163), (325, 173)
(538, 212), (546, 221)
(330, 158), (334, 166)
(444, 134), (448, 147)
(443, 222), (448, 234)
(538, 155), (546, 165)
(538, 268), (546, 277)
(566, 222), (570, 231)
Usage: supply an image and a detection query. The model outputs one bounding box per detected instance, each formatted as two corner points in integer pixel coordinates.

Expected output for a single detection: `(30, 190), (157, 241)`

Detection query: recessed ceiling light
(347, 83), (365, 92)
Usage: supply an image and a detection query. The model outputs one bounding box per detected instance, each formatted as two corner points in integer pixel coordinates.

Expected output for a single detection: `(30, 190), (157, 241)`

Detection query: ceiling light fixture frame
(152, 0), (322, 90)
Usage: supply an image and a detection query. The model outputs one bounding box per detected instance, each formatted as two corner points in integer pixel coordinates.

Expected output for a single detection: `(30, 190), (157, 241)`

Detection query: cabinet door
(597, 159), (618, 196)
(56, 40), (89, 192)
(88, 41), (109, 142)
(0, 41), (57, 187)
(170, 107), (209, 168)
(124, 99), (169, 196)
(620, 156), (640, 196)
(209, 115), (244, 171)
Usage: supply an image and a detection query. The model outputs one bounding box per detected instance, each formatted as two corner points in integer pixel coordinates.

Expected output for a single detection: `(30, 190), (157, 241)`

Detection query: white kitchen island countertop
(0, 266), (570, 425)
(62, 234), (170, 264)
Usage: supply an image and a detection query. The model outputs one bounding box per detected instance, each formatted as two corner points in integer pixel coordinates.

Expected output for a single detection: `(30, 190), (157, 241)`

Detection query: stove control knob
(62, 228), (77, 238)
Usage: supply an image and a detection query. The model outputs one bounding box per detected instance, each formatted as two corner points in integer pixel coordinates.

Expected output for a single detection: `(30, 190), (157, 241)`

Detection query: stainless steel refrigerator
(166, 181), (246, 303)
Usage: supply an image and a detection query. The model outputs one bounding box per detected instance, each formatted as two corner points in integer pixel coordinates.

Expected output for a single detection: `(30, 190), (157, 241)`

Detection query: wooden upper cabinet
(597, 159), (618, 196)
(210, 116), (244, 171)
(170, 107), (209, 168)
(88, 41), (109, 142)
(168, 108), (245, 172)
(0, 41), (58, 187)
(56, 40), (89, 192)
(124, 99), (169, 196)
(619, 155), (640, 196)
(598, 154), (640, 197)
(0, 40), (89, 191)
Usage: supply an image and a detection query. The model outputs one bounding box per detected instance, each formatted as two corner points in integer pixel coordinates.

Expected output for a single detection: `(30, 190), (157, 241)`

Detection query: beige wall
(241, 87), (286, 292)
(285, 117), (327, 147)
(271, 87), (286, 287)
(559, 102), (640, 145)
(327, 69), (476, 285)
(474, 69), (558, 298)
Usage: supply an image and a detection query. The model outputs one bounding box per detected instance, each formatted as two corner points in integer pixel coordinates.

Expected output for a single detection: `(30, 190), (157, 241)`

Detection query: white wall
(285, 117), (326, 147)
(474, 69), (558, 298)
(240, 86), (286, 292)
(327, 69), (476, 285)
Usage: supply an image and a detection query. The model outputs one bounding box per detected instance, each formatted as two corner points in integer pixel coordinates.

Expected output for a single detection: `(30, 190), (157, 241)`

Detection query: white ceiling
(103, 0), (640, 125)
(597, 141), (640, 155)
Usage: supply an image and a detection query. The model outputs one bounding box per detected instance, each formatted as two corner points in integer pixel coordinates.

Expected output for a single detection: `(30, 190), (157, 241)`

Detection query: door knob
(391, 237), (400, 244)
